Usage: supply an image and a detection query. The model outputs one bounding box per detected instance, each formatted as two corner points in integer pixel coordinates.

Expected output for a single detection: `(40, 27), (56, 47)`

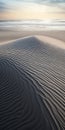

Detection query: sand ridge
(1, 35), (65, 50)
(0, 36), (65, 130)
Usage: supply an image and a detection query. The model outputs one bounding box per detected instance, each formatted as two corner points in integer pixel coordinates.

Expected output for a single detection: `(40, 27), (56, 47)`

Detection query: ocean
(0, 19), (65, 31)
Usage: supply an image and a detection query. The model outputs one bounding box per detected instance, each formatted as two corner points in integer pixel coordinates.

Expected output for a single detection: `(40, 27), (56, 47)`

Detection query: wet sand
(0, 33), (65, 130)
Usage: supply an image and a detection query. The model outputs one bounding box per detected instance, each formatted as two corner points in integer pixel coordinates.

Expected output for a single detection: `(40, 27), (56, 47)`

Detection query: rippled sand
(0, 36), (65, 130)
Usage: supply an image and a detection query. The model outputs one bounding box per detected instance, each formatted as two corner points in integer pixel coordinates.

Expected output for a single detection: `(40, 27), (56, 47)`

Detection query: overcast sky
(0, 0), (65, 19)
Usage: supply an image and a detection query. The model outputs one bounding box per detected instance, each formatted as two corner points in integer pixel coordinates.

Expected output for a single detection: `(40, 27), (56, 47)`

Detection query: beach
(0, 30), (65, 130)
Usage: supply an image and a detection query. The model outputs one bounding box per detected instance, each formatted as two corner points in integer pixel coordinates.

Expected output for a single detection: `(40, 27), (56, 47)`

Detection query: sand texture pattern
(0, 36), (65, 130)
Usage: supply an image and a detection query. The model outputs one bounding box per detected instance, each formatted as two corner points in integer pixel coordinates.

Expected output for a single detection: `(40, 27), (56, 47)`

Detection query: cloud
(1, 0), (65, 13)
(0, 1), (15, 13)
(14, 0), (65, 8)
(15, 0), (65, 3)
(0, 2), (6, 12)
(0, 1), (9, 12)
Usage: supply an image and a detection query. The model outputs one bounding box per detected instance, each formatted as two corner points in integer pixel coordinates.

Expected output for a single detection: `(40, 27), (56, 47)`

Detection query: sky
(0, 0), (65, 20)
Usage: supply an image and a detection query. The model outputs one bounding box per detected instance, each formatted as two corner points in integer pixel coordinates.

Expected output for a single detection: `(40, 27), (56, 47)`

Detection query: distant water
(0, 19), (65, 31)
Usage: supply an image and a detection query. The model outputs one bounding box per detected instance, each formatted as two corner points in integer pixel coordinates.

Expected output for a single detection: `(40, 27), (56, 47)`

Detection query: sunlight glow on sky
(0, 0), (65, 20)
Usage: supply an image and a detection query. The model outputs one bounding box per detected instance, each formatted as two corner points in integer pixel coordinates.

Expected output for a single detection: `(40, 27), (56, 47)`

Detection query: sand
(0, 32), (65, 130)
(0, 30), (65, 43)
(36, 35), (65, 49)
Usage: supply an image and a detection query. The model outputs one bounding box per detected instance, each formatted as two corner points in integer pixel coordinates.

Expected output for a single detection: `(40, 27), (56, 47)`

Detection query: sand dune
(36, 35), (65, 49)
(1, 35), (65, 50)
(0, 36), (65, 130)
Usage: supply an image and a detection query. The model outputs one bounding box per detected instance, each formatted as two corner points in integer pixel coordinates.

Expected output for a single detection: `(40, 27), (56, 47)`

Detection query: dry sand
(36, 35), (65, 49)
(0, 31), (65, 130)
(0, 29), (65, 43)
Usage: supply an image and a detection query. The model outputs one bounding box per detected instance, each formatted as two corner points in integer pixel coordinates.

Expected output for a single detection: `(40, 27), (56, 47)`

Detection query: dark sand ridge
(0, 36), (65, 130)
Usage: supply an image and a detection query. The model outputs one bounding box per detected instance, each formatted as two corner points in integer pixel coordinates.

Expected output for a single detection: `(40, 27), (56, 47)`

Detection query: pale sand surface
(36, 35), (65, 49)
(0, 30), (65, 43)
